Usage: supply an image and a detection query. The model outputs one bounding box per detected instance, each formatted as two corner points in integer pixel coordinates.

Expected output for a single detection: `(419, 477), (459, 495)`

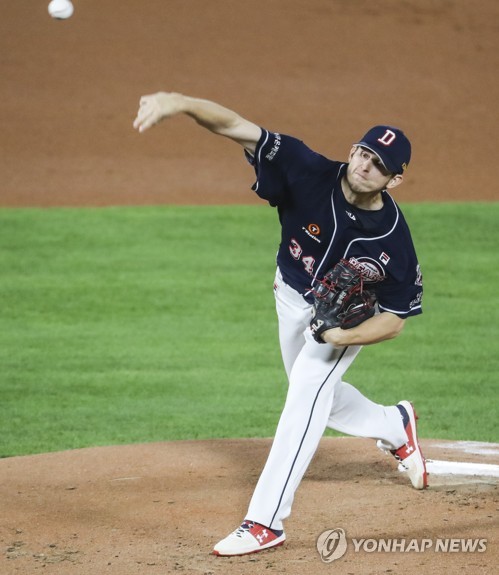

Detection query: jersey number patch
(289, 239), (315, 275)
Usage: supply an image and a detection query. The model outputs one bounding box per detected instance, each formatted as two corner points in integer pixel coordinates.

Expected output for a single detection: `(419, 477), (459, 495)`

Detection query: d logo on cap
(355, 125), (411, 174)
(377, 129), (397, 146)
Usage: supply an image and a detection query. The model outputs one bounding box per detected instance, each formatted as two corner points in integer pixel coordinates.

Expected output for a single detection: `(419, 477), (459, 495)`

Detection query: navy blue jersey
(246, 130), (423, 318)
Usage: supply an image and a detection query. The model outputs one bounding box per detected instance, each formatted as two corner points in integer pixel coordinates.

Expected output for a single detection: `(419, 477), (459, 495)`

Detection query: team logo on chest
(348, 256), (386, 283)
(302, 223), (322, 243)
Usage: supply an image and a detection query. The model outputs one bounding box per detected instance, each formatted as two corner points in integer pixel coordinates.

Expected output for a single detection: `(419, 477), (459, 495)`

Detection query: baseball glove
(310, 259), (376, 343)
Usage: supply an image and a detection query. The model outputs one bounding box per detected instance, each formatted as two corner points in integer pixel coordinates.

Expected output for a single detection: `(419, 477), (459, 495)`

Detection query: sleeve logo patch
(265, 133), (282, 161)
(415, 264), (423, 287)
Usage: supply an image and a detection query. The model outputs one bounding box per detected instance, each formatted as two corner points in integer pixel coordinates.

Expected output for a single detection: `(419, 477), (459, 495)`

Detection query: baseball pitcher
(133, 92), (427, 557)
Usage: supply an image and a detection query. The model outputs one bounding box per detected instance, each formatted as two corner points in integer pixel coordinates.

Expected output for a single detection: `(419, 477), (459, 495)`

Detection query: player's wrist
(166, 92), (187, 114)
(321, 327), (346, 346)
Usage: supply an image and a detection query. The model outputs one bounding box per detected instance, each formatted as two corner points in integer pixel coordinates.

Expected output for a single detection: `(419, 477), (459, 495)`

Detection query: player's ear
(386, 174), (403, 189)
(348, 146), (357, 161)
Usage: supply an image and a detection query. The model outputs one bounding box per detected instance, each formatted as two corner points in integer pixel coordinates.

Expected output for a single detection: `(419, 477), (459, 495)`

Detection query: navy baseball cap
(355, 125), (411, 174)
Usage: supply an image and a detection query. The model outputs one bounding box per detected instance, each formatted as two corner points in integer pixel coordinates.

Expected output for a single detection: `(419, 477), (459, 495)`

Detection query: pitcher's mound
(1, 437), (497, 575)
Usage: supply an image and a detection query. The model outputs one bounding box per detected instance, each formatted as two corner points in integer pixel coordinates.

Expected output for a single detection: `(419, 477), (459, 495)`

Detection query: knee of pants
(288, 330), (360, 392)
(288, 346), (343, 398)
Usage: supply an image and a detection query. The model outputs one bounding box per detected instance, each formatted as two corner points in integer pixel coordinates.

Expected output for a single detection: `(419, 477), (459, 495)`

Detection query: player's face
(346, 147), (402, 193)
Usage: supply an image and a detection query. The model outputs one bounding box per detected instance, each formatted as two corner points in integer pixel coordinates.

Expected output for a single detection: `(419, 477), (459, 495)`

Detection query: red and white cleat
(378, 400), (428, 490)
(213, 520), (286, 556)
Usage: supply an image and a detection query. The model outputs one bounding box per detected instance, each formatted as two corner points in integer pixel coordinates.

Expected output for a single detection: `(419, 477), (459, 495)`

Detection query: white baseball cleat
(378, 400), (428, 490)
(213, 520), (286, 556)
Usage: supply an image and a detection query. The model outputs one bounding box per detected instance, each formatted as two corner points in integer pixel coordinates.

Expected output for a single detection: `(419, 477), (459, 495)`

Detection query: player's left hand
(309, 259), (376, 343)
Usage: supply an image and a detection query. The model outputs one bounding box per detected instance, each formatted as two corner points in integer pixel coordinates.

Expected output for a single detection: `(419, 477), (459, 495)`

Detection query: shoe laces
(234, 521), (254, 538)
(376, 439), (394, 454)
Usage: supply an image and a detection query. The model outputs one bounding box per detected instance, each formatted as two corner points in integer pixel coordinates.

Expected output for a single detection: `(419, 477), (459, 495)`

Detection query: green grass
(0, 203), (497, 456)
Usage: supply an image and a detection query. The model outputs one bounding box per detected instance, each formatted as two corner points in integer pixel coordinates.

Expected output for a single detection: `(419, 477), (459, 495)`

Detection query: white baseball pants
(245, 268), (408, 531)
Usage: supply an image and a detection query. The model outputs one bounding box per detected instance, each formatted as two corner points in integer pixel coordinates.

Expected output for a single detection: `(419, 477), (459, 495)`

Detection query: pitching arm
(133, 92), (261, 154)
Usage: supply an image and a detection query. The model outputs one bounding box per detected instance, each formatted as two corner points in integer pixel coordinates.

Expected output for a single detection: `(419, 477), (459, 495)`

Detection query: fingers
(133, 92), (182, 133)
(133, 94), (158, 133)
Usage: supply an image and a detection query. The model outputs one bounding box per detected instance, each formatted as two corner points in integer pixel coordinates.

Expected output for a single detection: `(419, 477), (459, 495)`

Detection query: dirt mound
(1, 438), (497, 574)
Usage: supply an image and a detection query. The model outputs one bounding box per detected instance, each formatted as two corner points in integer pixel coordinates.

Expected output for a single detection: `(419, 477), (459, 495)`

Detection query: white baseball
(48, 0), (74, 20)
